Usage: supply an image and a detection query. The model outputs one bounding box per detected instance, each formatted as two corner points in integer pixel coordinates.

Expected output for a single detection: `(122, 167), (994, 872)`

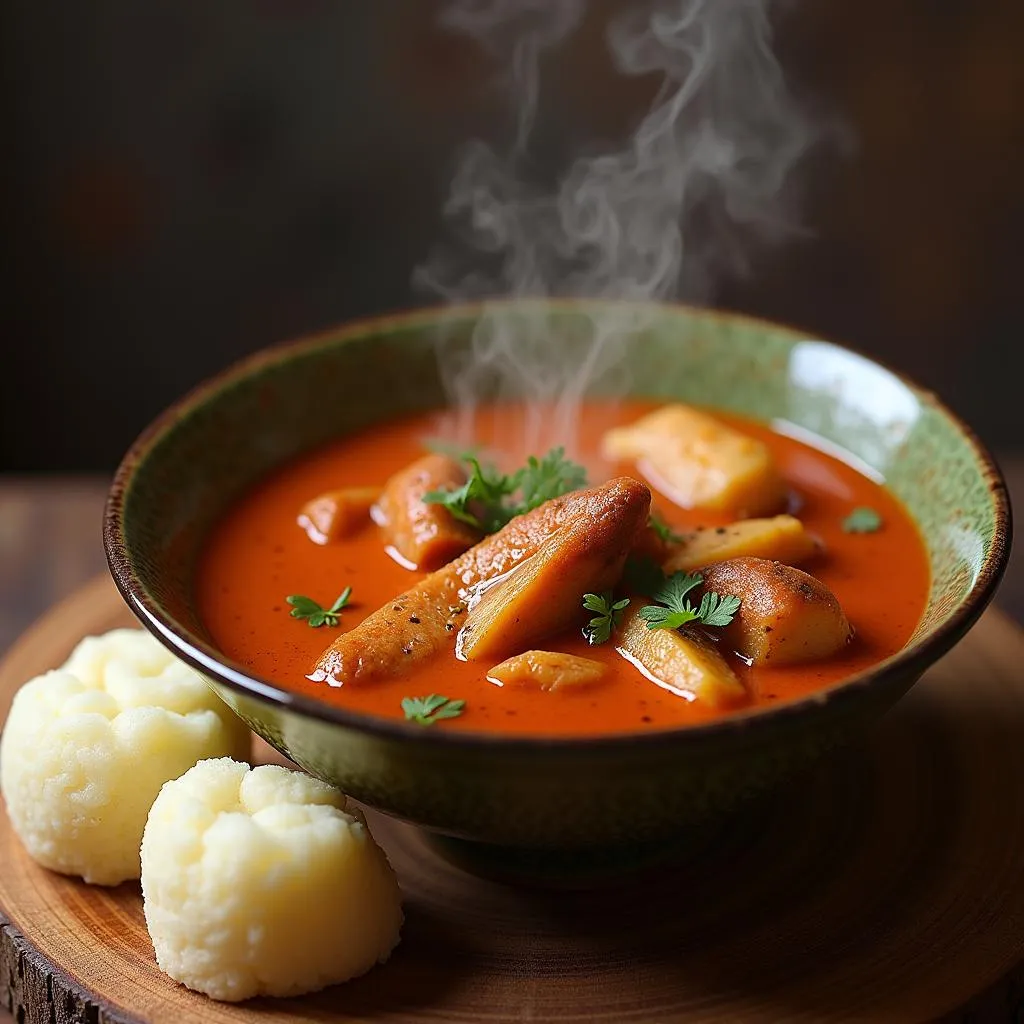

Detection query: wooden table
(0, 470), (1021, 1023)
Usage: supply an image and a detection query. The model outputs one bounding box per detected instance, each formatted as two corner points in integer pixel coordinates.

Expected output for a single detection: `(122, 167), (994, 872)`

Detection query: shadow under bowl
(103, 301), (1011, 865)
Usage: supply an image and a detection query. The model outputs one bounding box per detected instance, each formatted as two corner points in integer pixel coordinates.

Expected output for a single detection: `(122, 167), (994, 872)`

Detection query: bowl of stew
(104, 301), (1011, 858)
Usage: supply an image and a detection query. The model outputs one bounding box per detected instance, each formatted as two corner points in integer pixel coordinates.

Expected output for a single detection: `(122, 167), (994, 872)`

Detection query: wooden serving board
(3, 577), (1024, 1023)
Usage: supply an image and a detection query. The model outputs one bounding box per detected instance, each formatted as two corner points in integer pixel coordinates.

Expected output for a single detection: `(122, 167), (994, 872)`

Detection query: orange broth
(196, 400), (930, 736)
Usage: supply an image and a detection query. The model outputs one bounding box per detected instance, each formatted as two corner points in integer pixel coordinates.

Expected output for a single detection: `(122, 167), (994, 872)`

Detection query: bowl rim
(104, 299), (1013, 752)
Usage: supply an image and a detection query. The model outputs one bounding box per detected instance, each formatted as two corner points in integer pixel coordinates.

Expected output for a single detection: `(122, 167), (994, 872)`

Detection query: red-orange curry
(197, 400), (929, 736)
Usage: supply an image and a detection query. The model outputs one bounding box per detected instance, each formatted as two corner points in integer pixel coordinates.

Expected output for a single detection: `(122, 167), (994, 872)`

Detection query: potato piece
(487, 651), (606, 692)
(615, 608), (746, 707)
(373, 454), (481, 571)
(664, 515), (818, 574)
(298, 487), (381, 544)
(457, 480), (650, 662)
(700, 557), (852, 666)
(313, 477), (652, 686)
(602, 404), (786, 517)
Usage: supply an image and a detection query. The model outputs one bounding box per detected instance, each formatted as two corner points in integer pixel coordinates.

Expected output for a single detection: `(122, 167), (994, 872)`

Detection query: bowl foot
(420, 791), (780, 889)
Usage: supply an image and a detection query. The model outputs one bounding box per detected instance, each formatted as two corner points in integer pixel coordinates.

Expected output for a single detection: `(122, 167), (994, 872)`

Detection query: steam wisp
(418, 0), (820, 457)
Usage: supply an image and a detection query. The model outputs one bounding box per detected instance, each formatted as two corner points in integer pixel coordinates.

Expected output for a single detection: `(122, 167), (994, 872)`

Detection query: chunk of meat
(602, 404), (786, 517)
(663, 515), (818, 574)
(630, 518), (674, 565)
(486, 651), (607, 692)
(372, 454), (481, 571)
(615, 607), (746, 708)
(297, 487), (381, 544)
(456, 481), (650, 661)
(313, 477), (652, 686)
(700, 557), (853, 666)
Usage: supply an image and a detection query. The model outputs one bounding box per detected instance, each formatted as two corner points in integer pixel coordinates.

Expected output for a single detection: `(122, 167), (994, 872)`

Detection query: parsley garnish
(424, 456), (512, 530)
(581, 592), (631, 645)
(286, 587), (352, 628)
(515, 448), (589, 511)
(424, 447), (587, 533)
(649, 512), (685, 545)
(639, 572), (741, 632)
(401, 694), (466, 725)
(842, 507), (883, 534)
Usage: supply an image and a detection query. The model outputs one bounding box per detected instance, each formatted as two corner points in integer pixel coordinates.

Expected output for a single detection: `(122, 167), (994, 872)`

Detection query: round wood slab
(3, 577), (1024, 1023)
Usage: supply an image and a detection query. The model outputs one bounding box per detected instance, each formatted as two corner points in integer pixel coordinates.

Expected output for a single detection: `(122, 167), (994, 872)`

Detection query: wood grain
(3, 575), (1024, 1023)
(0, 477), (110, 655)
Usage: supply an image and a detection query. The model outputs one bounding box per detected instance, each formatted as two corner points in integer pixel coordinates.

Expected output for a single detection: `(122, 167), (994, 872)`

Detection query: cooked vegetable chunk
(298, 487), (380, 544)
(312, 477), (652, 686)
(141, 758), (402, 1001)
(602, 404), (786, 517)
(457, 482), (649, 661)
(700, 557), (853, 665)
(616, 607), (746, 707)
(663, 515), (818, 574)
(0, 629), (249, 885)
(373, 454), (481, 571)
(487, 651), (607, 691)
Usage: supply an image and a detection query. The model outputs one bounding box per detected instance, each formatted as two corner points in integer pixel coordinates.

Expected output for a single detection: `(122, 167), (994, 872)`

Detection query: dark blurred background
(2, 0), (1022, 472)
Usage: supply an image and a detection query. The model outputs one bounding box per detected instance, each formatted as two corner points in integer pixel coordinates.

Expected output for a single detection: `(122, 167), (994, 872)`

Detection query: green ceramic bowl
(104, 301), (1011, 865)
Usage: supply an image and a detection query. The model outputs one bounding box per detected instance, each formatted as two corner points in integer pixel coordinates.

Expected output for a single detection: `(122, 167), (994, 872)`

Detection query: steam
(417, 0), (822, 456)
(439, 0), (586, 153)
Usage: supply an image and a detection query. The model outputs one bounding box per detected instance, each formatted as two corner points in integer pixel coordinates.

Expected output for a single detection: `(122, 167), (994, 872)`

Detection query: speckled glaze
(104, 301), (1011, 857)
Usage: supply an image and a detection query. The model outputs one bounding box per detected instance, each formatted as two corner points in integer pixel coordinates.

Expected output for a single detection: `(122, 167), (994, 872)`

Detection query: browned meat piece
(700, 557), (853, 666)
(457, 481), (650, 661)
(486, 651), (607, 692)
(297, 487), (381, 544)
(373, 454), (481, 570)
(312, 477), (651, 686)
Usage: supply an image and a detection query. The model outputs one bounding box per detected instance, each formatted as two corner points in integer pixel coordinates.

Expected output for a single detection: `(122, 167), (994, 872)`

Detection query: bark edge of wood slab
(1, 911), (140, 1024)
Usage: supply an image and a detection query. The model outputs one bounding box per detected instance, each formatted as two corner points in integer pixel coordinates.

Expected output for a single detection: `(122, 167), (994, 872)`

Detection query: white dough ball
(141, 758), (403, 1001)
(0, 628), (250, 885)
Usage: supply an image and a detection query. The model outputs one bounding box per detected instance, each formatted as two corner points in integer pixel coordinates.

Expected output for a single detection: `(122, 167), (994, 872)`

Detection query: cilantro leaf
(638, 605), (702, 630)
(286, 595), (321, 617)
(424, 447), (588, 534)
(286, 588), (353, 628)
(423, 457), (514, 531)
(401, 694), (466, 726)
(696, 591), (742, 627)
(842, 506), (883, 534)
(648, 512), (685, 545)
(581, 591), (631, 645)
(512, 448), (589, 514)
(651, 571), (704, 611)
(638, 570), (741, 632)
